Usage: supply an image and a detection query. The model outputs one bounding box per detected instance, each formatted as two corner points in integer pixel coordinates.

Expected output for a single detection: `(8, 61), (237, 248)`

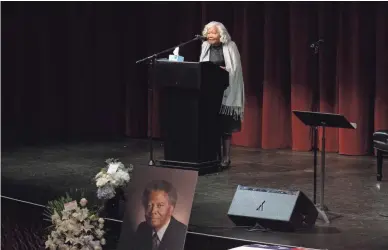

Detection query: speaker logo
(256, 200), (265, 211)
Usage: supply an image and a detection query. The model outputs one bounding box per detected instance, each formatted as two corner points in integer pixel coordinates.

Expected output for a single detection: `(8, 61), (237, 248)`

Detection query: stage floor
(2, 138), (388, 250)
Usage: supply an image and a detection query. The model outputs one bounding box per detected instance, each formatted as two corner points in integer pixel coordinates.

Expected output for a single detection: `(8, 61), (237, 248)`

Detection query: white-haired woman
(199, 21), (245, 168)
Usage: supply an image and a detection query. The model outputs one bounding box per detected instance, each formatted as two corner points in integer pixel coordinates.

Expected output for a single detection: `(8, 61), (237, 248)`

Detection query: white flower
(51, 230), (60, 239)
(87, 240), (101, 250)
(45, 236), (56, 250)
(82, 220), (94, 232)
(81, 235), (94, 243)
(80, 198), (88, 207)
(59, 244), (70, 250)
(78, 208), (89, 221)
(54, 218), (62, 225)
(61, 210), (71, 220)
(56, 222), (67, 233)
(97, 185), (115, 200)
(96, 177), (109, 187)
(95, 171), (104, 178)
(65, 234), (75, 244)
(70, 237), (82, 246)
(52, 211), (60, 222)
(111, 170), (130, 187)
(72, 211), (83, 221)
(95, 229), (104, 239)
(95, 160), (132, 201)
(108, 162), (122, 172)
(64, 219), (82, 235)
(45, 199), (108, 250)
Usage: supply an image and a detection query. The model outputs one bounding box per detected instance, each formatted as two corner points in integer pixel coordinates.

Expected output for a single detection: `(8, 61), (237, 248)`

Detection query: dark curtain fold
(375, 3), (388, 131)
(232, 2), (264, 147)
(289, 3), (318, 151)
(2, 2), (388, 156)
(318, 3), (339, 152)
(338, 3), (375, 155)
(261, 3), (291, 149)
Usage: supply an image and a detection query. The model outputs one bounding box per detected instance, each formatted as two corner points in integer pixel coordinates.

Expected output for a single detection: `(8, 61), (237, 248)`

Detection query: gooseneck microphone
(195, 35), (208, 41)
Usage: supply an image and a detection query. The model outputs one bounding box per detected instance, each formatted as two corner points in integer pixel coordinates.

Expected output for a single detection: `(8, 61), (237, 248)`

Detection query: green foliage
(44, 193), (72, 219)
(43, 188), (101, 222)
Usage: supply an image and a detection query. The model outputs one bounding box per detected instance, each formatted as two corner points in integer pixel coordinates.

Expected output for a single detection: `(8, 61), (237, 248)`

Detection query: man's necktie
(152, 233), (160, 250)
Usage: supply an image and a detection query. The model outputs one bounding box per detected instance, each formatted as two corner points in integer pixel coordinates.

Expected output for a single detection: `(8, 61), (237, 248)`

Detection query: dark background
(2, 2), (388, 155)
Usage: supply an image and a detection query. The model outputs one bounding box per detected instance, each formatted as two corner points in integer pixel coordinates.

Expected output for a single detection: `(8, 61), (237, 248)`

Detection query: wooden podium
(154, 60), (229, 174)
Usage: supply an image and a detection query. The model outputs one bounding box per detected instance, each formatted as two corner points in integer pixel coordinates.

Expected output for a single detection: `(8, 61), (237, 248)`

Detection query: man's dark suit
(132, 216), (187, 250)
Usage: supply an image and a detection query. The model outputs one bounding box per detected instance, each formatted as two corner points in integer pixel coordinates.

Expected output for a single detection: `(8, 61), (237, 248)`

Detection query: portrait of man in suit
(132, 179), (188, 250)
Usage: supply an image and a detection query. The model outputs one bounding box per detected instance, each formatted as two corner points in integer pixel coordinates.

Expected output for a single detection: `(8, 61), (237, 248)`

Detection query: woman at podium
(199, 21), (245, 168)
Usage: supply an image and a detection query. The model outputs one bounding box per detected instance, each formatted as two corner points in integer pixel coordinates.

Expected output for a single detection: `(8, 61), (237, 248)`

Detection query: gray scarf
(200, 41), (245, 120)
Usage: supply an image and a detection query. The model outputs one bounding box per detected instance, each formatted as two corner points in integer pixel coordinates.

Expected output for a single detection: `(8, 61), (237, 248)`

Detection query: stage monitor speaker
(227, 185), (318, 232)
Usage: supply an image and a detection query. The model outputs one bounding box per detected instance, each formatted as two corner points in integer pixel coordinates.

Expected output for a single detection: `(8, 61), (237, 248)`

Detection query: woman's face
(206, 26), (221, 45)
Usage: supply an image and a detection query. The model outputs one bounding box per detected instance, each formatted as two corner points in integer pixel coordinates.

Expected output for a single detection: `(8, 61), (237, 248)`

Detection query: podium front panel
(154, 61), (201, 90)
(155, 61), (228, 164)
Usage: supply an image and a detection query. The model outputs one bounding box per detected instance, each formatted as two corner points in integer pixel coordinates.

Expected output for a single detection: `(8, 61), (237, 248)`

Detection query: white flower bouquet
(44, 196), (106, 250)
(94, 158), (133, 200)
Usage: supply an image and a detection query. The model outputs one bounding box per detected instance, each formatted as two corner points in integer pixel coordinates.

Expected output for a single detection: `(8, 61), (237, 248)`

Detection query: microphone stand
(309, 39), (323, 205)
(136, 35), (204, 166)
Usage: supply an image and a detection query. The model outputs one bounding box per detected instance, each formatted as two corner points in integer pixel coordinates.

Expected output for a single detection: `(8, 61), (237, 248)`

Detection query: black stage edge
(1, 197), (324, 250)
(157, 159), (222, 175)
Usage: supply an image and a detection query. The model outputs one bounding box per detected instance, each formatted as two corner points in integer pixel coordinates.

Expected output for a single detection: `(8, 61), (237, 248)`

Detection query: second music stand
(293, 110), (357, 223)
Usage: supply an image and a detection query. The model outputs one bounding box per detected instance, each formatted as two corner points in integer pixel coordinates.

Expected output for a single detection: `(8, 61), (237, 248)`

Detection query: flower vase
(115, 187), (126, 201)
(104, 188), (125, 219)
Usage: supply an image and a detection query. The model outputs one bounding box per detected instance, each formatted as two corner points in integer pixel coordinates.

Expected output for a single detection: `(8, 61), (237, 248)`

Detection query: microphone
(310, 39), (324, 48)
(195, 35), (207, 41)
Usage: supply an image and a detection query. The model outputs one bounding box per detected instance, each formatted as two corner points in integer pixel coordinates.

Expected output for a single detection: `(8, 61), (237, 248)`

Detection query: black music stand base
(316, 204), (343, 224)
(246, 222), (270, 232)
(316, 206), (330, 224)
(156, 160), (222, 175)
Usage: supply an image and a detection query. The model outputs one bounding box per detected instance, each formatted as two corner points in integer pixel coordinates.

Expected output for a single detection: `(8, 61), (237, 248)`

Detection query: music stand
(292, 110), (357, 223)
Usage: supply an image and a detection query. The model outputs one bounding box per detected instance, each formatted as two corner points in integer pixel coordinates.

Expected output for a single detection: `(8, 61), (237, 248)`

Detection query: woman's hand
(220, 66), (226, 70)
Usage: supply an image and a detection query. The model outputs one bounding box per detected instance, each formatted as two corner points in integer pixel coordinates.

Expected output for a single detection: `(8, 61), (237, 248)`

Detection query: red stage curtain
(261, 3), (291, 149)
(289, 3), (318, 151)
(4, 2), (388, 155)
(232, 3), (264, 147)
(318, 3), (339, 152)
(140, 2), (388, 156)
(338, 3), (375, 155)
